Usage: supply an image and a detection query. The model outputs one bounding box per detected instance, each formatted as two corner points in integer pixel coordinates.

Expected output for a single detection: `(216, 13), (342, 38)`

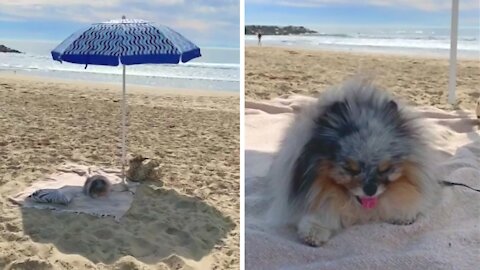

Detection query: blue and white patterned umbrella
(51, 18), (201, 66)
(51, 17), (201, 186)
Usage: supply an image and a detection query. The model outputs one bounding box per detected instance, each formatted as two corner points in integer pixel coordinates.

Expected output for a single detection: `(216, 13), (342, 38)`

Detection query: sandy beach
(244, 46), (480, 269)
(0, 73), (239, 269)
(246, 46), (479, 110)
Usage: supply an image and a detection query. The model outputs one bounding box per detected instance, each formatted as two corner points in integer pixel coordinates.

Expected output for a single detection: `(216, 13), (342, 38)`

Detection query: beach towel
(9, 163), (139, 221)
(245, 96), (480, 270)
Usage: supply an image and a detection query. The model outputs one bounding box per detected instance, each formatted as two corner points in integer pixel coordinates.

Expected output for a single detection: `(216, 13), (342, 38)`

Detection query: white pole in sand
(448, 0), (459, 104)
(121, 64), (127, 184)
(120, 15), (127, 184)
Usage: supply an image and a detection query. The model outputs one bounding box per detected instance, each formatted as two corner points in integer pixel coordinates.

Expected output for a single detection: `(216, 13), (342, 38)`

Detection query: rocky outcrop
(0, 44), (21, 53)
(245, 25), (317, 35)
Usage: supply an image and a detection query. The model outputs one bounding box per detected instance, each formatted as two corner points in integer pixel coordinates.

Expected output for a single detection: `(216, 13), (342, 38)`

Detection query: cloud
(0, 0), (120, 7)
(172, 19), (211, 32)
(0, 0), (185, 7)
(248, 0), (480, 11)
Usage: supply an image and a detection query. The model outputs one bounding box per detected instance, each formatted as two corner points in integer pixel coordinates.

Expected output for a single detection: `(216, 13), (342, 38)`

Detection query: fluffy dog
(83, 175), (111, 198)
(266, 78), (441, 246)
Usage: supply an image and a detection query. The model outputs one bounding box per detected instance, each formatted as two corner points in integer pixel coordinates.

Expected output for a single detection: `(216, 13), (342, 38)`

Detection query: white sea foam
(0, 40), (240, 91)
(246, 27), (480, 59)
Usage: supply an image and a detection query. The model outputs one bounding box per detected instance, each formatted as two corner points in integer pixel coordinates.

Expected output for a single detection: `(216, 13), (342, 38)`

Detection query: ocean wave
(0, 65), (239, 82)
(304, 33), (477, 42)
(0, 51), (239, 83)
(314, 33), (353, 38)
(247, 34), (480, 52)
(182, 62), (240, 69)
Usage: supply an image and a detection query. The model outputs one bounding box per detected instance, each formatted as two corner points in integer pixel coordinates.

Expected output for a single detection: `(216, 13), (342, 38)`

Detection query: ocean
(0, 39), (240, 92)
(245, 26), (480, 59)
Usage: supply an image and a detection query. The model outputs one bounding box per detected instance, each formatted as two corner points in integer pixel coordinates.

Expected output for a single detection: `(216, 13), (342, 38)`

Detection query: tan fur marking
(346, 159), (360, 174)
(380, 163), (422, 213)
(378, 160), (391, 173)
(309, 163), (354, 214)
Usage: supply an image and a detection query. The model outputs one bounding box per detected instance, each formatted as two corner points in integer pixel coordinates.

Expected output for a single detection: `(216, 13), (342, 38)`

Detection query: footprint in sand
(6, 258), (53, 270)
(162, 255), (189, 270)
(93, 229), (114, 239)
(5, 223), (21, 233)
(166, 227), (193, 246)
(175, 200), (194, 209)
(129, 237), (157, 257)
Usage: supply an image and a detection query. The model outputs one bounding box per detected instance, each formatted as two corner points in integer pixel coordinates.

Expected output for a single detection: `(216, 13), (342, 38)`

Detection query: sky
(246, 0), (480, 29)
(0, 0), (240, 47)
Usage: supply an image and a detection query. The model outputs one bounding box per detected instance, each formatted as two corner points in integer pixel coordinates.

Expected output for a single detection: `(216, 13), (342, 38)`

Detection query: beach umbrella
(448, 0), (459, 104)
(51, 16), (201, 187)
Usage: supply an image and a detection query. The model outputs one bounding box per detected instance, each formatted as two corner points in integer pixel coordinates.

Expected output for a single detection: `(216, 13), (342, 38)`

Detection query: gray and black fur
(266, 77), (441, 246)
(291, 89), (416, 202)
(83, 175), (111, 198)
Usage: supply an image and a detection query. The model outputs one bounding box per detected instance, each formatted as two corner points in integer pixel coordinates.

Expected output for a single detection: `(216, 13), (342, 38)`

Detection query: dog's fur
(83, 175), (111, 198)
(266, 78), (441, 246)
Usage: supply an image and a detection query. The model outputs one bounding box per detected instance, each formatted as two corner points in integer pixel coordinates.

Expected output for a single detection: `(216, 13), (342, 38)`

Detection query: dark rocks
(0, 44), (22, 53)
(245, 25), (317, 35)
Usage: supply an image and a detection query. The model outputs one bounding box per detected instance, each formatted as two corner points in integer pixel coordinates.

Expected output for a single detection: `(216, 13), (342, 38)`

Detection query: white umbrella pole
(448, 0), (459, 104)
(121, 64), (127, 183)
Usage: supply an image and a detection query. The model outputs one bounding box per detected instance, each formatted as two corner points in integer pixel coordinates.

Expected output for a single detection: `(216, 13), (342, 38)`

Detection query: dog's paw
(297, 218), (332, 247)
(387, 218), (416, 226)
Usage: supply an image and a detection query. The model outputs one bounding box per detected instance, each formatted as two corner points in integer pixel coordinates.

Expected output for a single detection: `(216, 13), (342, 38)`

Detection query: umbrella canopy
(51, 17), (201, 187)
(51, 18), (201, 66)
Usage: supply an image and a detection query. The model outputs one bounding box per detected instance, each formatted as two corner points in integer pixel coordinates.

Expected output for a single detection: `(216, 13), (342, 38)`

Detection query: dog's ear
(386, 100), (398, 111)
(329, 101), (349, 117)
(315, 100), (349, 126)
(384, 100), (399, 118)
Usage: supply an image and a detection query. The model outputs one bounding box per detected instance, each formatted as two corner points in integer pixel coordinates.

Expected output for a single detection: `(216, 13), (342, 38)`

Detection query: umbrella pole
(448, 0), (459, 104)
(121, 64), (127, 184)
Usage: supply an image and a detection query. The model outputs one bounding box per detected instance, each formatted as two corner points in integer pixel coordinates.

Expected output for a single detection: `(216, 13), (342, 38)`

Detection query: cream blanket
(9, 163), (139, 221)
(246, 96), (480, 270)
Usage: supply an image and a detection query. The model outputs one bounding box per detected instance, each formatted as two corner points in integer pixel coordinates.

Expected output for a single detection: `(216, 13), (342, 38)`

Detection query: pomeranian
(266, 78), (441, 246)
(83, 174), (111, 198)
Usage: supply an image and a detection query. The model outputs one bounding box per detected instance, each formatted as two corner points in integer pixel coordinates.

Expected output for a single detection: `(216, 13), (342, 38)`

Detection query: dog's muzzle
(363, 183), (378, 197)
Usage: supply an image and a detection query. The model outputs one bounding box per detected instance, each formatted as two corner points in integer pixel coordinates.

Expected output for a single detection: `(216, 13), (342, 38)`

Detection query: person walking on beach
(257, 32), (262, 46)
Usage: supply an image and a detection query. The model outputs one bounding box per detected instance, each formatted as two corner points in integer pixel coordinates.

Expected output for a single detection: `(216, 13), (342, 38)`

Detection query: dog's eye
(344, 160), (360, 175)
(378, 161), (391, 173)
(344, 167), (360, 175)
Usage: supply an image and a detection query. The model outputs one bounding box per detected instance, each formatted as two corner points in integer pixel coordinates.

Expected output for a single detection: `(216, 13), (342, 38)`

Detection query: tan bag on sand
(126, 155), (162, 184)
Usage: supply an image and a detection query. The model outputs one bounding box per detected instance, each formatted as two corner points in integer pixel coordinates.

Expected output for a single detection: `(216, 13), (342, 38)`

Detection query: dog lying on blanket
(267, 78), (442, 246)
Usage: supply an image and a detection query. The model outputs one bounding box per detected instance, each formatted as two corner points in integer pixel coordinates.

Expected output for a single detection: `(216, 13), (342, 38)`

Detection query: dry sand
(246, 46), (480, 110)
(0, 73), (239, 270)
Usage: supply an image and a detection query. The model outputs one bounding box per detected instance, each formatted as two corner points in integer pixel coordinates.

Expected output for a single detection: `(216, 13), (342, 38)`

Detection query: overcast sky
(246, 0), (480, 29)
(0, 0), (240, 47)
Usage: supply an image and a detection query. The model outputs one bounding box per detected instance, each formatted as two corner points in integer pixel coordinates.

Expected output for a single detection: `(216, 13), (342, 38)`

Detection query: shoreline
(244, 42), (480, 60)
(0, 70), (238, 97)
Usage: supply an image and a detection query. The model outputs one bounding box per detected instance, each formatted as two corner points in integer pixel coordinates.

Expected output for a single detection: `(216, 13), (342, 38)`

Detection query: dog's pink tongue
(360, 197), (378, 209)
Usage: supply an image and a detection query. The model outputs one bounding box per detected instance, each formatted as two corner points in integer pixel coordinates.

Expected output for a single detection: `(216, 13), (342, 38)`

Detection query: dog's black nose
(363, 184), (377, 196)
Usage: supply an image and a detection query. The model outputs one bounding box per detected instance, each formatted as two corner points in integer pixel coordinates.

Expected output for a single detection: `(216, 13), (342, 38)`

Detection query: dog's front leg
(297, 207), (341, 247)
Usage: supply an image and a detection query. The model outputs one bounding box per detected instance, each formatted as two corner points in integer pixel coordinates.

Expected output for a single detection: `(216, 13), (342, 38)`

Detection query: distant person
(257, 32), (262, 46)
